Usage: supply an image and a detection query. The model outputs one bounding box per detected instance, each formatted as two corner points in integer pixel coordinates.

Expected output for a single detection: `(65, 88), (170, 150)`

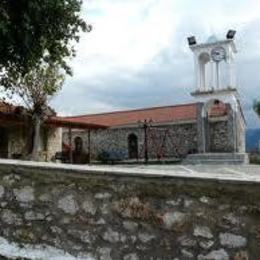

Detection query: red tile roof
(0, 102), (107, 129)
(0, 102), (16, 114)
(61, 103), (199, 127)
(0, 102), (26, 126)
(47, 116), (108, 129)
(0, 101), (229, 129)
(209, 102), (228, 117)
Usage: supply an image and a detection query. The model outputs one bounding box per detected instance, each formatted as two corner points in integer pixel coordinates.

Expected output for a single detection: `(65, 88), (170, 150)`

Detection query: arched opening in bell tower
(198, 52), (211, 91)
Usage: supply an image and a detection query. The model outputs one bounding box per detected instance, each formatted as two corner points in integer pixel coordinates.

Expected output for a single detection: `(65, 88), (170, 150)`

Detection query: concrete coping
(0, 159), (260, 185)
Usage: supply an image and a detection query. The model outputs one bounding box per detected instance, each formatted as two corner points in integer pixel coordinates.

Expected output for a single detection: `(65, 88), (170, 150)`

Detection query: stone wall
(208, 119), (232, 152)
(8, 126), (27, 158)
(5, 126), (61, 162)
(63, 117), (238, 161)
(0, 161), (259, 259)
(45, 127), (62, 162)
(63, 122), (198, 160)
(196, 102), (246, 154)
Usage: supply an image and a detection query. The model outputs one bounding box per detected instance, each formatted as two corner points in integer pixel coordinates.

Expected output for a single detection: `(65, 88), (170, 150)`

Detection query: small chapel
(61, 30), (247, 164)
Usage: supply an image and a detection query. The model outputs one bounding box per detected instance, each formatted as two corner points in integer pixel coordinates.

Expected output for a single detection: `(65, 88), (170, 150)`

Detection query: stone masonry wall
(63, 123), (198, 160)
(6, 126), (61, 162)
(46, 127), (62, 162)
(0, 162), (259, 259)
(8, 126), (27, 158)
(209, 120), (232, 152)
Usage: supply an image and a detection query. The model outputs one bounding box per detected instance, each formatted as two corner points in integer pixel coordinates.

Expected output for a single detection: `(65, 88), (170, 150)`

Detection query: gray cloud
(52, 0), (260, 128)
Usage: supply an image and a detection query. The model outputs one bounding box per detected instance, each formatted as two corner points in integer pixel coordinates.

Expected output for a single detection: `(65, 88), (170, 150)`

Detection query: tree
(253, 100), (260, 117)
(4, 63), (64, 160)
(0, 0), (91, 160)
(0, 0), (91, 81)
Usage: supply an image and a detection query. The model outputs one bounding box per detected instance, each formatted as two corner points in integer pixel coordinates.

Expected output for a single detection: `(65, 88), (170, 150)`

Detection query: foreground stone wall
(0, 162), (259, 259)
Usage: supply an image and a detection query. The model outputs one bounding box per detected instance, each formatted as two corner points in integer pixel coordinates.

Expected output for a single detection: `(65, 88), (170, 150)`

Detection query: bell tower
(188, 31), (241, 119)
(187, 31), (247, 157)
(188, 31), (237, 93)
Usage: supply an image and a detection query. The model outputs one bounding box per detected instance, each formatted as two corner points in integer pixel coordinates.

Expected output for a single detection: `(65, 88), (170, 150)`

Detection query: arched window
(74, 136), (83, 152)
(128, 133), (138, 159)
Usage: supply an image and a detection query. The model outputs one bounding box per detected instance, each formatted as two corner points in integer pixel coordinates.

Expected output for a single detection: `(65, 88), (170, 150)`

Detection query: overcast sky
(52, 0), (260, 128)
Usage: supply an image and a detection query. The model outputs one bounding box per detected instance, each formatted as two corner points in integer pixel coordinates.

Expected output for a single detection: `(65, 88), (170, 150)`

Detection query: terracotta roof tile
(47, 116), (107, 129)
(61, 103), (199, 127)
(209, 102), (228, 117)
(0, 101), (229, 129)
(0, 102), (16, 114)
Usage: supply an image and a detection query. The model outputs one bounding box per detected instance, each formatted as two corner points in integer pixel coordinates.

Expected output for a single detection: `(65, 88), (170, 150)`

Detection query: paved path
(114, 164), (260, 183)
(0, 159), (260, 184)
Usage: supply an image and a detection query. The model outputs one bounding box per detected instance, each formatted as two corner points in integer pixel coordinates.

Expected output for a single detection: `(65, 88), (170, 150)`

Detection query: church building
(61, 31), (247, 164)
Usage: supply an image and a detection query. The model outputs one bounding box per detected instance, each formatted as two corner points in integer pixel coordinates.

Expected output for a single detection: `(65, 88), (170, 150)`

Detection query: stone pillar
(68, 127), (73, 163)
(227, 105), (236, 152)
(228, 51), (236, 88)
(194, 55), (200, 92)
(196, 103), (206, 153)
(216, 62), (220, 90)
(236, 112), (246, 153)
(210, 60), (215, 90)
(204, 116), (210, 153)
(228, 101), (239, 153)
(88, 129), (91, 163)
(200, 63), (206, 91)
(233, 111), (238, 152)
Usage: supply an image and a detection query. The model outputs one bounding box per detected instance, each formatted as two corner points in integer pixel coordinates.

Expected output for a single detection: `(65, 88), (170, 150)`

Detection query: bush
(249, 152), (260, 164)
(97, 149), (128, 163)
(97, 150), (110, 163)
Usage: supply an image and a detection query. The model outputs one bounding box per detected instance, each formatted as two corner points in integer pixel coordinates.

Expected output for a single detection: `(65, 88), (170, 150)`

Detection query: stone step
(186, 153), (247, 160)
(182, 153), (249, 165)
(188, 153), (246, 160)
(182, 159), (246, 165)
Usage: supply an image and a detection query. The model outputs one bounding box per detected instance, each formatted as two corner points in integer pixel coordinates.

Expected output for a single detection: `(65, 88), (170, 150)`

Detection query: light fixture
(187, 36), (197, 46)
(226, 30), (236, 40)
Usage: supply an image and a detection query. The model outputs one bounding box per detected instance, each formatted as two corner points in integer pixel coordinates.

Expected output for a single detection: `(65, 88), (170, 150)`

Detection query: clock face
(211, 47), (226, 62)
